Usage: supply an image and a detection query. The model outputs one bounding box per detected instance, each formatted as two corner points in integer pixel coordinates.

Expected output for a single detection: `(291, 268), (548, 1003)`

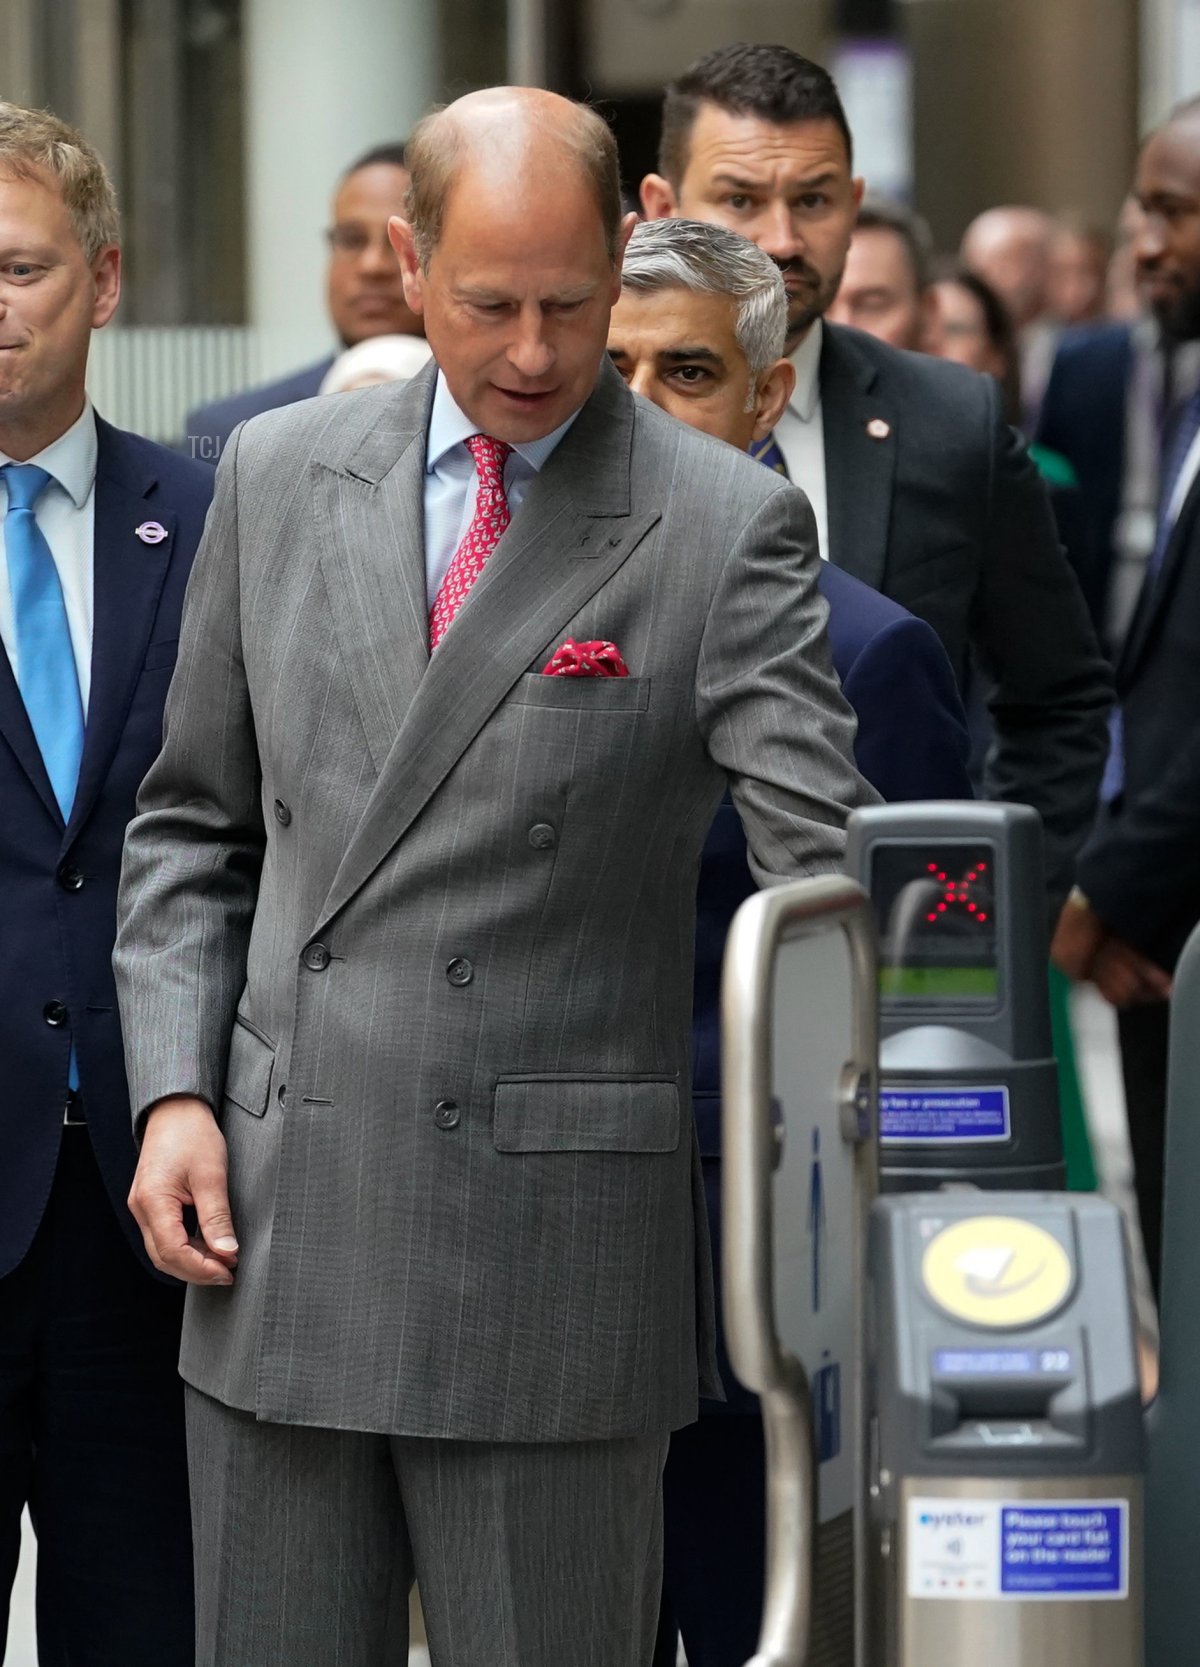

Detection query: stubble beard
(781, 260), (846, 356)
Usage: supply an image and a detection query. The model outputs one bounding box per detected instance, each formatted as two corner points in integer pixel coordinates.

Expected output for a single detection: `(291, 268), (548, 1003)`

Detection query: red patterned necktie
(429, 433), (513, 650)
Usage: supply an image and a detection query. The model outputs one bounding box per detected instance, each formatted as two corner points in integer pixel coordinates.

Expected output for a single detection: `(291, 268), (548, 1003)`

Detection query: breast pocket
(509, 673), (651, 713)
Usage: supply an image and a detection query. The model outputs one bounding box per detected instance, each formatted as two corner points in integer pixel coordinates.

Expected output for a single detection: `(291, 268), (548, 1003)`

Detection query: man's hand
(1050, 890), (1108, 980)
(129, 1096), (238, 1285)
(1090, 938), (1173, 1009)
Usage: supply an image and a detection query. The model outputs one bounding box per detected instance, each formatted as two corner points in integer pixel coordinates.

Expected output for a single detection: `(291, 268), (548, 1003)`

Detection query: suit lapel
(314, 368), (435, 774)
(1119, 469), (1200, 685)
(820, 325), (896, 591)
(0, 647), (59, 825)
(313, 361), (659, 935)
(64, 420), (173, 845)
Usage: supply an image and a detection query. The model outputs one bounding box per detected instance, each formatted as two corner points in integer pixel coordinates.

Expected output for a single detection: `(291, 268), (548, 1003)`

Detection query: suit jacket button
(434, 1098), (460, 1130)
(277, 1083), (287, 1105)
(302, 942), (331, 971)
(445, 957), (474, 987)
(57, 863), (84, 892)
(273, 799), (292, 826)
(43, 1001), (69, 1028)
(528, 823), (556, 850)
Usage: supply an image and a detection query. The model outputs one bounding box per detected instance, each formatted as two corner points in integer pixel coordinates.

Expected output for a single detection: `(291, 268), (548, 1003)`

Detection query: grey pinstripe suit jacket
(114, 358), (873, 1442)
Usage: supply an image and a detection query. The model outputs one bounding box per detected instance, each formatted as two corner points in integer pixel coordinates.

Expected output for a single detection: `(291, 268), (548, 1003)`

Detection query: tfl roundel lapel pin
(866, 417), (891, 440)
(135, 520), (168, 545)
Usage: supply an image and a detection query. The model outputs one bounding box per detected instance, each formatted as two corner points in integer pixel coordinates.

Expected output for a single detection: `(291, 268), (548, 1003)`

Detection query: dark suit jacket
(693, 559), (972, 1410)
(0, 419), (213, 1278)
(819, 323), (1112, 908)
(1076, 472), (1200, 974)
(184, 357), (334, 465)
(1037, 321), (1133, 636)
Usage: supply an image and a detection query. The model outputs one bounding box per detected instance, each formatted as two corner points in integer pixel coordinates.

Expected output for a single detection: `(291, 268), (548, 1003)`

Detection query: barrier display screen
(871, 843), (999, 1005)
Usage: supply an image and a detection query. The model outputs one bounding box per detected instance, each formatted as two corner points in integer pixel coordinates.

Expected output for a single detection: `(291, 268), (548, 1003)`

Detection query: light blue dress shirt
(423, 372), (580, 609)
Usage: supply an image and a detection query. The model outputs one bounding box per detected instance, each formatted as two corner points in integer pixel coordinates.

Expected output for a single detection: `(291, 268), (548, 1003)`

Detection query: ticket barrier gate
(1145, 921), (1200, 1666)
(871, 1194), (1144, 1666)
(722, 870), (1145, 1667)
(845, 803), (1064, 1193)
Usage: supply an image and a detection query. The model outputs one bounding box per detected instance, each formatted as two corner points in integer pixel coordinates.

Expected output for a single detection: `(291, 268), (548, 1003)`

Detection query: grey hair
(620, 219), (786, 404)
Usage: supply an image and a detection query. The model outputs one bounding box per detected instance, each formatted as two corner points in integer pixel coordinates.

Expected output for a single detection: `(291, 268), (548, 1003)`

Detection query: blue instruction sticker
(908, 1497), (1130, 1601)
(880, 1086), (1010, 1144)
(1001, 1504), (1127, 1598)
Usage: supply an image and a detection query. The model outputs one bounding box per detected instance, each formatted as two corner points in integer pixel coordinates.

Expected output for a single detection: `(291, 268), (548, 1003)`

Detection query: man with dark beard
(642, 43), (1112, 913)
(1054, 97), (1200, 1296)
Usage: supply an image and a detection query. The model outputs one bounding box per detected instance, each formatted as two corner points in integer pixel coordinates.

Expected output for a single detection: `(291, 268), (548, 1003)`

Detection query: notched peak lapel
(64, 424), (177, 843)
(315, 360), (438, 487)
(820, 324), (896, 592)
(310, 365), (657, 937)
(535, 355), (635, 520)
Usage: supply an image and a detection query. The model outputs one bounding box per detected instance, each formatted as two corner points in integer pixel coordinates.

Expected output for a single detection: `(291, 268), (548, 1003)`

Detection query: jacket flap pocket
(493, 1074), (680, 1152)
(510, 673), (650, 712)
(223, 1017), (275, 1117)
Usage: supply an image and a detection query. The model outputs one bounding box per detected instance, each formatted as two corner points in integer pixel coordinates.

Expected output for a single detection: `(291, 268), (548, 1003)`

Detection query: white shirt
(424, 373), (580, 608)
(0, 401), (98, 713)
(772, 320), (829, 562)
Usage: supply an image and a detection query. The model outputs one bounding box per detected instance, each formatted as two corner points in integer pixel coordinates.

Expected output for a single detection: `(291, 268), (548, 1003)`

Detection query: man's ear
(610, 211), (640, 301)
(90, 245), (121, 330)
(752, 358), (796, 442)
(388, 217), (426, 315)
(639, 174), (678, 220)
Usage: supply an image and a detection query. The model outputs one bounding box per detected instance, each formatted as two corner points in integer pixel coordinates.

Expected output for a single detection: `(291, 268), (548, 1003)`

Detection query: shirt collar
(786, 319), (824, 423)
(425, 370), (580, 474)
(0, 400), (98, 509)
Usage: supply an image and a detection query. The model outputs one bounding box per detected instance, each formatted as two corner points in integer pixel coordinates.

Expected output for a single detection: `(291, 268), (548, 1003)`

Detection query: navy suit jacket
(1037, 322), (1133, 640)
(183, 357), (334, 465)
(1076, 465), (1200, 975)
(693, 560), (972, 1410)
(1, 418), (213, 1279)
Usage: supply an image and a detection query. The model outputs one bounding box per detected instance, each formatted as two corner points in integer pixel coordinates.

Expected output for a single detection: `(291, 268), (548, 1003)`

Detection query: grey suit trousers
(186, 1386), (668, 1666)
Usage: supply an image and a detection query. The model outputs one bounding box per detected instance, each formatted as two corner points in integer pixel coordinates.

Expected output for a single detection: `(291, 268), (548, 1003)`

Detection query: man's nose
(357, 231), (398, 275)
(755, 201), (805, 263)
(1135, 213), (1167, 267)
(508, 314), (555, 378)
(627, 364), (665, 408)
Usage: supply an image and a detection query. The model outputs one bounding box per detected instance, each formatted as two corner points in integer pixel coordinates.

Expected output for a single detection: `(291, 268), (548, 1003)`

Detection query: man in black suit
(1053, 97), (1200, 1295)
(0, 101), (213, 1662)
(641, 43), (1112, 910)
(184, 142), (419, 462)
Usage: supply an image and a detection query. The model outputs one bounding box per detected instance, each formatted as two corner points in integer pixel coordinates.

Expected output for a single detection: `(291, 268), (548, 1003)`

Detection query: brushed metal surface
(890, 1476), (1143, 1667)
(722, 877), (878, 1667)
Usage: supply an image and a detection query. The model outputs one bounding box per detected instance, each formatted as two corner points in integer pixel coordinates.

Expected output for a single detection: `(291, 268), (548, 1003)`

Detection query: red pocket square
(541, 639), (630, 678)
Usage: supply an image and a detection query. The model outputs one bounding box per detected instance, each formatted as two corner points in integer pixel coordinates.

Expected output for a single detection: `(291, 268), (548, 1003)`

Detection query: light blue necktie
(4, 463), (84, 820)
(5, 464), (85, 1093)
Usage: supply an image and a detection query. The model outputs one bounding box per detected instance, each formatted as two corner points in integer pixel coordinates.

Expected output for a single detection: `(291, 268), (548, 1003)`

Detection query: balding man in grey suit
(115, 89), (873, 1667)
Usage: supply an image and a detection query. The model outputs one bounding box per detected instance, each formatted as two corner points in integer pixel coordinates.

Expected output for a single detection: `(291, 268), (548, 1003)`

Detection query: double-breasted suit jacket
(115, 359), (873, 1443)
